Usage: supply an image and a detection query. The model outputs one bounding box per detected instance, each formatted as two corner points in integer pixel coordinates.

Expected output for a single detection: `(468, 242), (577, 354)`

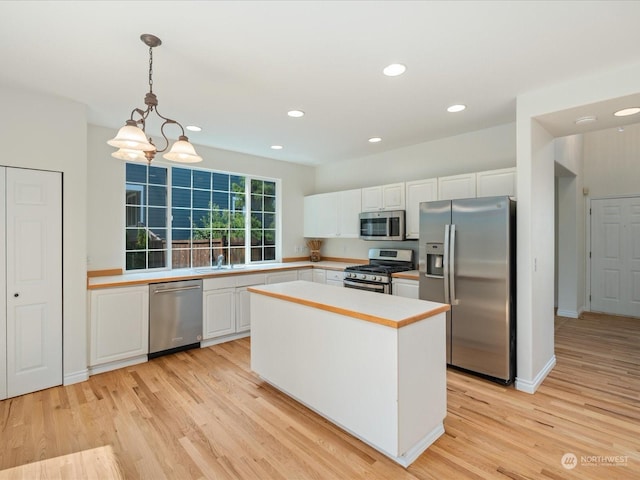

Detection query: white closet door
(0, 167), (6, 399)
(591, 197), (640, 317)
(6, 168), (62, 397)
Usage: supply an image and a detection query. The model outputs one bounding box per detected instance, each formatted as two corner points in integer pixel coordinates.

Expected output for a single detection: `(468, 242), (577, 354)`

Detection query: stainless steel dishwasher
(149, 279), (203, 358)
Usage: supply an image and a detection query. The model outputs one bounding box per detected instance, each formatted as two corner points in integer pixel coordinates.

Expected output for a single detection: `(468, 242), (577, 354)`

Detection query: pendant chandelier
(107, 34), (202, 164)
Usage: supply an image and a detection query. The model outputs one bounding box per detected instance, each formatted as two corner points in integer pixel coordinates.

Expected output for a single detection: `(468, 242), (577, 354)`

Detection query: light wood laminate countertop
(87, 261), (352, 289)
(392, 269), (419, 280)
(248, 280), (449, 329)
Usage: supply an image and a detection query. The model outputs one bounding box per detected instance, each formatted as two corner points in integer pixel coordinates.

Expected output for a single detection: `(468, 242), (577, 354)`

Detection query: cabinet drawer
(325, 270), (344, 282)
(203, 277), (236, 290)
(236, 273), (266, 287)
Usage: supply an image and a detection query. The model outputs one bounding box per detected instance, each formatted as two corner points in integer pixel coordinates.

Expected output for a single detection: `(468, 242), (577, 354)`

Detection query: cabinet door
(392, 280), (419, 299)
(236, 287), (251, 332)
(476, 167), (517, 198)
(438, 173), (477, 200)
(405, 179), (438, 239)
(203, 288), (236, 339)
(304, 192), (339, 238)
(361, 186), (383, 211)
(337, 189), (362, 237)
(325, 270), (344, 287)
(6, 168), (63, 398)
(382, 183), (405, 210)
(313, 269), (326, 284)
(90, 286), (149, 366)
(298, 269), (313, 282)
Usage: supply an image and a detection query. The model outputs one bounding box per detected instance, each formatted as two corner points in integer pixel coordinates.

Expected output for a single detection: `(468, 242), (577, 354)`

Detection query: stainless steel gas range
(343, 248), (414, 294)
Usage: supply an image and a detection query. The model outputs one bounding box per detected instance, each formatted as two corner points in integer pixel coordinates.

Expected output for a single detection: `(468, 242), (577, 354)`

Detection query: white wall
(314, 123), (516, 192)
(87, 125), (316, 270)
(555, 135), (585, 318)
(583, 122), (640, 198)
(0, 85), (88, 385)
(515, 59), (640, 393)
(314, 123), (516, 260)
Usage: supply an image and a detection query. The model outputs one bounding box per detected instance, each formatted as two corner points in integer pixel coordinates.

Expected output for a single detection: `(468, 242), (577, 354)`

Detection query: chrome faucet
(216, 254), (225, 269)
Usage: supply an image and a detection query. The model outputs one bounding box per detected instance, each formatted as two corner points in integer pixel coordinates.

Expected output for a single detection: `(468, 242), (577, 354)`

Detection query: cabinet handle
(14, 293), (19, 297)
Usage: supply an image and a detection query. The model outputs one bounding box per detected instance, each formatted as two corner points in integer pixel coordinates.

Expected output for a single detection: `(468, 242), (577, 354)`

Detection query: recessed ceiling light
(613, 107), (640, 117)
(287, 110), (305, 118)
(368, 137), (382, 143)
(447, 104), (466, 113)
(186, 125), (202, 132)
(383, 64), (406, 77)
(575, 115), (597, 125)
(270, 145), (283, 150)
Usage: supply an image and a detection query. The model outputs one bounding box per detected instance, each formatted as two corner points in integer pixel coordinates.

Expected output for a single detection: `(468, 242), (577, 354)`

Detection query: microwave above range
(359, 210), (405, 241)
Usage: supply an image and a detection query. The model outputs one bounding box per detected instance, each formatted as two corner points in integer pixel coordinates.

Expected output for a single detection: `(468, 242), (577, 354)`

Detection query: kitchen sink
(194, 265), (245, 274)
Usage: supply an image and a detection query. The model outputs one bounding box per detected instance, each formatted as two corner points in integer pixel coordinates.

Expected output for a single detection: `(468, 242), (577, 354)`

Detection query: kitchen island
(249, 281), (449, 467)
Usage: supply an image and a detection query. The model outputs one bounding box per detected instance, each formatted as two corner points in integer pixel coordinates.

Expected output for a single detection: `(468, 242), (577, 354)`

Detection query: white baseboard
(64, 369), (89, 386)
(515, 355), (556, 394)
(395, 423), (445, 468)
(201, 331), (250, 348)
(556, 309), (579, 318)
(89, 355), (148, 376)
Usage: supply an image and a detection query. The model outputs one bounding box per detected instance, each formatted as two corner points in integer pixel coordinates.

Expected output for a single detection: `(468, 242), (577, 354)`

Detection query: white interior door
(6, 168), (62, 397)
(591, 196), (640, 317)
(0, 167), (6, 399)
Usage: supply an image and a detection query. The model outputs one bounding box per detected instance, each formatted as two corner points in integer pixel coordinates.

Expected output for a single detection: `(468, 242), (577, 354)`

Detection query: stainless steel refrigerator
(419, 196), (515, 384)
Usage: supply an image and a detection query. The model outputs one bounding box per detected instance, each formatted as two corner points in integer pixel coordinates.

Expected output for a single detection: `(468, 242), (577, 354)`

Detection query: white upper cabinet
(438, 173), (476, 200)
(405, 178), (438, 239)
(337, 189), (362, 237)
(476, 167), (517, 198)
(303, 189), (361, 238)
(361, 183), (405, 211)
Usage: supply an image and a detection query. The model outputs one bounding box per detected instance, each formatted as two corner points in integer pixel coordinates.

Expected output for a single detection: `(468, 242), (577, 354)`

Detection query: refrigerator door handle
(449, 224), (459, 305)
(443, 224), (450, 304)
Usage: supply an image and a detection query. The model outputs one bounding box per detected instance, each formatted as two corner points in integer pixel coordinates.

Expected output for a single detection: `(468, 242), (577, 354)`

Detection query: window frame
(124, 161), (281, 272)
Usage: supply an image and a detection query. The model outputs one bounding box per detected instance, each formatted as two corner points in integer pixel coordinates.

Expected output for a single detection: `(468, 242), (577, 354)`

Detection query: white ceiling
(2, 1), (640, 166)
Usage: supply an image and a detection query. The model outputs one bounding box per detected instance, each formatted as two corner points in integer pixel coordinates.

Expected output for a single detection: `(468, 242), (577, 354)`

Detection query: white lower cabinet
(236, 287), (252, 332)
(313, 269), (326, 284)
(266, 271), (299, 284)
(325, 270), (344, 287)
(89, 285), (149, 369)
(298, 269), (313, 282)
(392, 278), (419, 299)
(203, 273), (267, 340)
(203, 288), (236, 338)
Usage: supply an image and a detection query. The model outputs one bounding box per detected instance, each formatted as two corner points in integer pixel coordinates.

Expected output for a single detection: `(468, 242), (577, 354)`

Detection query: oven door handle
(343, 279), (387, 293)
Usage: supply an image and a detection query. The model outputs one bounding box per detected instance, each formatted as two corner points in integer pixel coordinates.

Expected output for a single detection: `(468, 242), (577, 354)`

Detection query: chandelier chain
(148, 46), (154, 93)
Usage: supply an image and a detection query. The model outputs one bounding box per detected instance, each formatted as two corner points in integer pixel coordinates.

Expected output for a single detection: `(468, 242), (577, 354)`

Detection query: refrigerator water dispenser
(425, 243), (444, 277)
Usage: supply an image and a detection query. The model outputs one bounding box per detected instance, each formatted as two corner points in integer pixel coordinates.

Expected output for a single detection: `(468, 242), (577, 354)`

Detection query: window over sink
(125, 163), (279, 271)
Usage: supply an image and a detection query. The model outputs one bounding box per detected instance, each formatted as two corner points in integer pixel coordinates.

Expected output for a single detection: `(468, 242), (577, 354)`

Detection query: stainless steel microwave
(359, 210), (405, 241)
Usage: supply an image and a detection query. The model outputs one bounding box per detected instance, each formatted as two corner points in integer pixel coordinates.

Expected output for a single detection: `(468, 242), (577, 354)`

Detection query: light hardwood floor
(1, 312), (638, 479)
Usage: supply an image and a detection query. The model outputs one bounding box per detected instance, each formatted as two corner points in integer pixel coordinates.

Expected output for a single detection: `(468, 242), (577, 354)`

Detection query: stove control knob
(376, 276), (381, 281)
(359, 274), (366, 280)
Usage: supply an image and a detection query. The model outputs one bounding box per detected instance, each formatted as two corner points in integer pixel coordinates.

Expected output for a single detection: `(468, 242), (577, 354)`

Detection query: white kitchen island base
(249, 281), (448, 467)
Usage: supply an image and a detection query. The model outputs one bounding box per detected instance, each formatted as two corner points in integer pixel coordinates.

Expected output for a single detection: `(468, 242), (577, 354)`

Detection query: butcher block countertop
(248, 280), (449, 329)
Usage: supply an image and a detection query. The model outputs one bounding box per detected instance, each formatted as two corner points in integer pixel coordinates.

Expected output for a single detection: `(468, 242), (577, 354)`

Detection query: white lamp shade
(107, 124), (155, 151)
(111, 148), (149, 162)
(163, 139), (203, 163)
